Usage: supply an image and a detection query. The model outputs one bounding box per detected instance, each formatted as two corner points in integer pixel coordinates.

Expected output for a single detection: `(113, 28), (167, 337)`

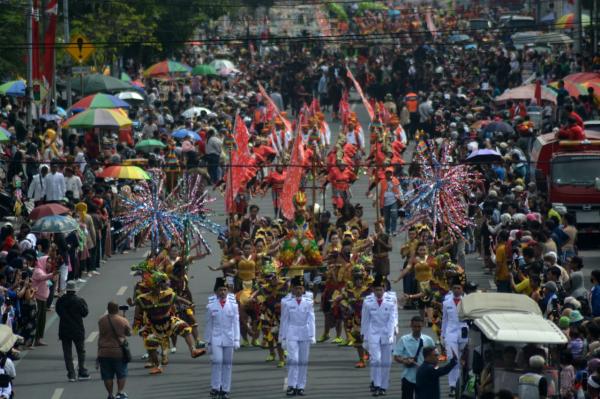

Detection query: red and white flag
(280, 119), (306, 220)
(346, 67), (374, 121)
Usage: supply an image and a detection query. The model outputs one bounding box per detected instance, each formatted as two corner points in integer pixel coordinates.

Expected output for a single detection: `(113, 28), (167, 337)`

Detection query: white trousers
(445, 337), (467, 388)
(287, 340), (311, 389)
(211, 345), (234, 392)
(368, 342), (392, 390)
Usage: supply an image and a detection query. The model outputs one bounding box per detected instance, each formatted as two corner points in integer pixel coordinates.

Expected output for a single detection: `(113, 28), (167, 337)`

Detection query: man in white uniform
(361, 275), (398, 397)
(441, 279), (469, 398)
(280, 276), (315, 396)
(205, 277), (240, 399)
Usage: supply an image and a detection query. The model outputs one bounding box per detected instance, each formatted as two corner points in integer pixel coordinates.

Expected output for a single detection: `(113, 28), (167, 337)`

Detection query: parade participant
(398, 226), (419, 308)
(324, 160), (358, 210)
(205, 277), (240, 399)
(270, 116), (291, 156)
(133, 272), (205, 374)
(368, 168), (401, 235)
(397, 242), (435, 325)
(333, 266), (372, 368)
(389, 115), (407, 145)
(260, 164), (287, 217)
(372, 220), (392, 284)
(361, 275), (398, 397)
(318, 230), (344, 343)
(441, 278), (469, 397)
(344, 113), (365, 155)
(280, 276), (316, 396)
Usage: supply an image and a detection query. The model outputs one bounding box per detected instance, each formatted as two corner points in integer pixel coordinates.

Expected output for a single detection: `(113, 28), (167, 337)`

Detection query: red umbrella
(29, 203), (70, 220)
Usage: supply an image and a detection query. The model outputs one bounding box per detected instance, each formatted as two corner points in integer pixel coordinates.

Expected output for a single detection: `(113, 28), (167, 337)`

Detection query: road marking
(116, 286), (127, 296)
(85, 331), (98, 343)
(129, 270), (136, 275)
(283, 377), (288, 391)
(488, 279), (497, 290)
(51, 388), (64, 399)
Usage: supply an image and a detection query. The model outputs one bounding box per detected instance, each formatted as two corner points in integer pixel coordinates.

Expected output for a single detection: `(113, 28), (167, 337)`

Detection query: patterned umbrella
(62, 108), (132, 129)
(29, 203), (70, 220)
(70, 93), (130, 111)
(144, 60), (191, 78)
(96, 165), (150, 180)
(32, 215), (79, 233)
(0, 80), (26, 97)
(556, 13), (590, 29)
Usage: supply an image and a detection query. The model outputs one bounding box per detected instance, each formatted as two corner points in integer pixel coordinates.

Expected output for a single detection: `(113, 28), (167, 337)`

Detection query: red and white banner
(280, 119), (306, 220)
(257, 82), (292, 132)
(346, 67), (374, 121)
(42, 0), (58, 91)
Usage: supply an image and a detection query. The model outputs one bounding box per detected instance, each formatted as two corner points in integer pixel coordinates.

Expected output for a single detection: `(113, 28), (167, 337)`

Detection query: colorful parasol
(62, 108), (132, 129)
(70, 93), (130, 111)
(0, 128), (11, 142)
(135, 139), (166, 152)
(29, 203), (70, 220)
(191, 64), (217, 76)
(96, 165), (150, 180)
(556, 13), (590, 29)
(31, 215), (79, 233)
(144, 60), (191, 78)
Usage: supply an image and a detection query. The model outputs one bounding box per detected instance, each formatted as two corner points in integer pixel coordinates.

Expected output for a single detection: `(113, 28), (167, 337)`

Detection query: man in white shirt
(43, 160), (66, 202)
(64, 167), (83, 200)
(441, 279), (469, 397)
(27, 164), (49, 203)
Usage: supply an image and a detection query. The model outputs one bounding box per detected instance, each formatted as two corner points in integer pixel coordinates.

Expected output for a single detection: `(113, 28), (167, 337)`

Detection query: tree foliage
(0, 0), (28, 78)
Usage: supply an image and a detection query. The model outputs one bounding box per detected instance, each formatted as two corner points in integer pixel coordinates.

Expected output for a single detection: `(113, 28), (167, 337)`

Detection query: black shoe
(209, 389), (219, 398)
(68, 373), (76, 382)
(378, 388), (386, 396)
(449, 387), (456, 397)
(221, 392), (230, 399)
(372, 387), (381, 397)
(78, 371), (90, 381)
(295, 389), (305, 396)
(286, 387), (296, 396)
(369, 382), (376, 392)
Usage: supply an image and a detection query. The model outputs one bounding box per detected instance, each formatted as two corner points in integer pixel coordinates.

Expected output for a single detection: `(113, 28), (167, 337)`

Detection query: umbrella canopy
(209, 59), (236, 71)
(120, 72), (132, 82)
(172, 129), (201, 141)
(0, 129), (10, 143)
(0, 80), (26, 97)
(495, 84), (557, 104)
(39, 114), (62, 122)
(32, 215), (79, 233)
(62, 108), (132, 129)
(218, 67), (239, 77)
(131, 79), (145, 88)
(0, 324), (21, 353)
(482, 122), (515, 135)
(466, 149), (504, 164)
(135, 139), (166, 151)
(70, 93), (130, 111)
(562, 72), (600, 84)
(535, 32), (573, 45)
(70, 74), (133, 95)
(29, 203), (70, 220)
(96, 165), (150, 180)
(144, 60), (191, 78)
(191, 64), (217, 76)
(181, 107), (215, 119)
(116, 91), (145, 102)
(556, 13), (590, 29)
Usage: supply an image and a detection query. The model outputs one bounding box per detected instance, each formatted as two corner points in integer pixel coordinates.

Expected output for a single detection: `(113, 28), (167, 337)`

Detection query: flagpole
(63, 0), (72, 109)
(27, 0), (34, 127)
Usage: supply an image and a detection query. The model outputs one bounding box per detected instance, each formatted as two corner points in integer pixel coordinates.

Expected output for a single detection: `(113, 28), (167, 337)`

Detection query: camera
(118, 305), (129, 312)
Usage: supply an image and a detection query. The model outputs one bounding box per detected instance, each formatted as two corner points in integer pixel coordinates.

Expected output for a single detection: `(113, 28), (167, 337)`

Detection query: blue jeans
(382, 203), (397, 234)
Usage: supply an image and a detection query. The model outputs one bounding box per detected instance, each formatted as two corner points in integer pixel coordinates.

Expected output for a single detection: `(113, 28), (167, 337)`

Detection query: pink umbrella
(495, 84), (557, 104)
(218, 67), (239, 77)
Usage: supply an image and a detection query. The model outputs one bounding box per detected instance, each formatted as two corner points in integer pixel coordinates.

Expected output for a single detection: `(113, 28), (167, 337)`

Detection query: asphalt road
(17, 104), (600, 399)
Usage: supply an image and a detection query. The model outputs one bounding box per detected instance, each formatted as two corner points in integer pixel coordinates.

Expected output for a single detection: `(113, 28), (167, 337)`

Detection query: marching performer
(361, 275), (398, 397)
(205, 277), (240, 399)
(280, 276), (316, 396)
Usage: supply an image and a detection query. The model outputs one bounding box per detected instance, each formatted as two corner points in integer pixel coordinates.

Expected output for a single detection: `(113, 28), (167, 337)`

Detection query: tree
(0, 0), (28, 78)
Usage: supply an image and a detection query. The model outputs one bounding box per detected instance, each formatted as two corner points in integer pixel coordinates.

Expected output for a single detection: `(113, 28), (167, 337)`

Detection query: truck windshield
(552, 157), (600, 186)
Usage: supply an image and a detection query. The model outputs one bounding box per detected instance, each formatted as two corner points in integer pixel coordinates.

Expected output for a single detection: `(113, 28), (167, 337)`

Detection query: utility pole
(26, 0), (34, 127)
(575, 0), (583, 54)
(63, 0), (72, 109)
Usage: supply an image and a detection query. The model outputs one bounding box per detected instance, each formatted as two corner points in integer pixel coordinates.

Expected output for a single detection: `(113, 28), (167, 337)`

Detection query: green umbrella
(70, 74), (133, 95)
(0, 129), (9, 143)
(192, 64), (217, 76)
(120, 72), (132, 82)
(135, 139), (166, 151)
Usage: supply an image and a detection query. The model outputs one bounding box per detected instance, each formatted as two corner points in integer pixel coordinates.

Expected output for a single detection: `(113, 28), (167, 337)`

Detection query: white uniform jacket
(441, 295), (469, 342)
(204, 293), (240, 347)
(279, 294), (316, 343)
(361, 292), (399, 344)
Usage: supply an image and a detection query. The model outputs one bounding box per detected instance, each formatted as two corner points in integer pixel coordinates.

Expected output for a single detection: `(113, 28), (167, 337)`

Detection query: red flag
(310, 98), (321, 115)
(225, 115), (251, 213)
(257, 82), (292, 133)
(339, 93), (351, 125)
(280, 121), (306, 220)
(42, 0), (58, 92)
(534, 80), (542, 106)
(346, 67), (374, 121)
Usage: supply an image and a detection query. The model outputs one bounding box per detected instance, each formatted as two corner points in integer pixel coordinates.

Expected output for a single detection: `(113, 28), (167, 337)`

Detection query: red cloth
(220, 299), (225, 308)
(281, 129), (305, 220)
(570, 111), (584, 128)
(453, 297), (461, 306)
(296, 298), (301, 305)
(558, 125), (586, 140)
(377, 298), (382, 306)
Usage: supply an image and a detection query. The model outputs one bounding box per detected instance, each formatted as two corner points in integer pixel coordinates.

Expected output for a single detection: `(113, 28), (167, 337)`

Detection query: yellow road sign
(65, 34), (95, 63)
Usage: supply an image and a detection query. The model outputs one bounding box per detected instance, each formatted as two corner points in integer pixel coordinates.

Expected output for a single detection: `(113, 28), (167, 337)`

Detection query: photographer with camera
(393, 315), (435, 399)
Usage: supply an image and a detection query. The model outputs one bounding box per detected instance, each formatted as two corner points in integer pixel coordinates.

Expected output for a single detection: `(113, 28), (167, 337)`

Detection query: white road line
(488, 279), (497, 290)
(85, 331), (98, 343)
(116, 286), (127, 296)
(283, 377), (288, 391)
(50, 388), (64, 399)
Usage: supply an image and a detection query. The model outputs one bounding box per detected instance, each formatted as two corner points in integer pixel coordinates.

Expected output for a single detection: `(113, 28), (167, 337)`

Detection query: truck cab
(530, 130), (600, 234)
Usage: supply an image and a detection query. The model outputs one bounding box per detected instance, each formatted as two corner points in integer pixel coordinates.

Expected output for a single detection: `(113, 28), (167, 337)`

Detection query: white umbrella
(116, 91), (145, 102)
(181, 107), (216, 119)
(209, 59), (236, 71)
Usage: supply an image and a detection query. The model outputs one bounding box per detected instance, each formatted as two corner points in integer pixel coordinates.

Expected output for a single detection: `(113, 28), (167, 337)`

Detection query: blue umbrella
(0, 80), (26, 97)
(40, 114), (62, 122)
(55, 107), (67, 117)
(31, 215), (79, 233)
(172, 129), (201, 141)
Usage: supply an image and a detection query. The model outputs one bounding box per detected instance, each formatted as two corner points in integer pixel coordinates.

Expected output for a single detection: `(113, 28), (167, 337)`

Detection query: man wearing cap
(205, 278), (240, 399)
(361, 275), (398, 396)
(441, 279), (469, 397)
(280, 276), (315, 396)
(55, 280), (90, 382)
(518, 355), (549, 399)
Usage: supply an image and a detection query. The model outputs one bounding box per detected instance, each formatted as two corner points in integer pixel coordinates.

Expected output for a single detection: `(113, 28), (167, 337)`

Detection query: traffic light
(32, 83), (41, 101)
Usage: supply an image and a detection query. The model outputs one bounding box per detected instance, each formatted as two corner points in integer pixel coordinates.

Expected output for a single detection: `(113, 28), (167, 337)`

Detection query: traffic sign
(65, 34), (95, 63)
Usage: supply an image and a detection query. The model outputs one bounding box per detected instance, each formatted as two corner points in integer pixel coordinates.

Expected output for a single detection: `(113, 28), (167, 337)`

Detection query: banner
(257, 82), (293, 133)
(280, 119), (305, 220)
(346, 67), (374, 121)
(225, 115), (251, 213)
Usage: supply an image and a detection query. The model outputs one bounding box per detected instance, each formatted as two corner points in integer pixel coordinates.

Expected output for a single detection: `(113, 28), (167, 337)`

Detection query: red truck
(530, 130), (600, 234)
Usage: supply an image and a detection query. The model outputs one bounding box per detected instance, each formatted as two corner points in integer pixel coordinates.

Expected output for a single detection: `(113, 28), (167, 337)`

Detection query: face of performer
(417, 244), (427, 257)
(217, 286), (228, 299)
(452, 284), (463, 298)
(351, 227), (360, 240)
(242, 243), (252, 257)
(408, 229), (417, 240)
(354, 276), (363, 288)
(330, 233), (340, 247)
(292, 284), (304, 298)
(374, 285), (385, 299)
(276, 165), (283, 173)
(255, 240), (265, 253)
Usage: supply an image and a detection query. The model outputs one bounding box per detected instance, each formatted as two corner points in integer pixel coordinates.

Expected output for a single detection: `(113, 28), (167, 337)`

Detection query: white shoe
(170, 347), (177, 354)
(87, 272), (93, 277)
(92, 271), (100, 275)
(141, 353), (149, 360)
(77, 278), (87, 283)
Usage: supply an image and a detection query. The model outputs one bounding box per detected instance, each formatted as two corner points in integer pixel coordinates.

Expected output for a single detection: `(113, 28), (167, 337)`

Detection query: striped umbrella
(0, 128), (10, 143)
(96, 165), (150, 180)
(0, 80), (26, 97)
(70, 93), (130, 111)
(62, 108), (132, 129)
(556, 13), (590, 29)
(144, 60), (191, 78)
